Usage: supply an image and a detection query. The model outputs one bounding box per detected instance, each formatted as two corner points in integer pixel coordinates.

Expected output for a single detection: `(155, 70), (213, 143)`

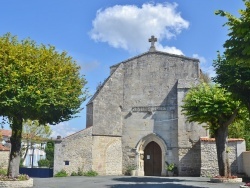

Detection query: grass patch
(83, 170), (98, 177)
(54, 169), (67, 177)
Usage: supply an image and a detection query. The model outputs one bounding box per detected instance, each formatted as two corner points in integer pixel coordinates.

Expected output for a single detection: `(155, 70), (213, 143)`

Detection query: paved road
(33, 176), (245, 188)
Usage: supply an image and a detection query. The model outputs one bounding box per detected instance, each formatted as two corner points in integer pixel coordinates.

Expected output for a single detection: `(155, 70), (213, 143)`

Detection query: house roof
(0, 129), (12, 137)
(0, 144), (10, 151)
(86, 50), (199, 106)
(200, 137), (244, 142)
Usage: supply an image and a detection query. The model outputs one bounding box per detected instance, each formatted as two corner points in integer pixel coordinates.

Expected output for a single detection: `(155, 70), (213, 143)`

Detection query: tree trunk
(8, 116), (23, 178)
(214, 125), (231, 177)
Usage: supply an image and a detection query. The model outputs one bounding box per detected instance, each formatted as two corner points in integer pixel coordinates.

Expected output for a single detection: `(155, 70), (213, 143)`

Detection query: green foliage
(214, 1), (250, 112)
(17, 174), (29, 181)
(182, 83), (241, 132)
(19, 158), (24, 167)
(200, 71), (211, 84)
(0, 173), (29, 181)
(70, 171), (78, 176)
(213, 53), (250, 113)
(0, 168), (7, 176)
(45, 141), (54, 167)
(37, 159), (50, 167)
(54, 169), (68, 177)
(182, 83), (245, 177)
(125, 165), (136, 175)
(229, 110), (250, 150)
(21, 119), (52, 163)
(22, 120), (52, 141)
(0, 33), (87, 177)
(83, 170), (98, 177)
(0, 33), (88, 124)
(166, 163), (175, 172)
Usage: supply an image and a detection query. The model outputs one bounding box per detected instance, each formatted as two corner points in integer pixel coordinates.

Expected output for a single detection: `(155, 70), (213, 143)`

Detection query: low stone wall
(0, 151), (9, 169)
(200, 137), (245, 177)
(53, 127), (93, 176)
(0, 178), (33, 188)
(243, 151), (250, 176)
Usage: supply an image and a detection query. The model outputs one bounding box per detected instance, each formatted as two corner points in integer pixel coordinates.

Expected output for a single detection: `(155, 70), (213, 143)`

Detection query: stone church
(54, 36), (245, 177)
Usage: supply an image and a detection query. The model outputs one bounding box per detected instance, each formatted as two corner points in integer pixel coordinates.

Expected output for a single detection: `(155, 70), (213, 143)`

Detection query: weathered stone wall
(0, 151), (9, 169)
(53, 127), (93, 175)
(176, 79), (207, 176)
(243, 151), (250, 176)
(86, 103), (93, 128)
(91, 64), (124, 136)
(200, 138), (246, 177)
(92, 136), (122, 175)
(120, 51), (206, 176)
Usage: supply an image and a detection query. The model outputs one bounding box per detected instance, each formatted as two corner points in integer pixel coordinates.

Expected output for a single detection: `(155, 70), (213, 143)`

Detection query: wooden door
(144, 141), (162, 176)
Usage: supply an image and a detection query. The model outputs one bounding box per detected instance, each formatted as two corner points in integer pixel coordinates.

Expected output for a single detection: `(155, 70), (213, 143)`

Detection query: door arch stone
(135, 133), (167, 176)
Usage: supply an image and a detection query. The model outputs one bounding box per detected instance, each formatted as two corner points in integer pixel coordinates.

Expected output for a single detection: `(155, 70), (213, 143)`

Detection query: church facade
(53, 37), (244, 176)
(54, 36), (245, 176)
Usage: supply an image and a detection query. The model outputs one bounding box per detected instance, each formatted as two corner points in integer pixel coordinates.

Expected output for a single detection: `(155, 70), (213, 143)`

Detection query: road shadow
(108, 184), (207, 188)
(108, 177), (209, 188)
(112, 177), (209, 183)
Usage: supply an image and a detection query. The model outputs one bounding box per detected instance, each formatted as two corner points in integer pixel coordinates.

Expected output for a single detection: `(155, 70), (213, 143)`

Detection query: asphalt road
(32, 176), (245, 188)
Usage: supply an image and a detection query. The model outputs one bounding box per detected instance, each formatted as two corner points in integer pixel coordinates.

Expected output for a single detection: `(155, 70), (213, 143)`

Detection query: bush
(54, 169), (68, 177)
(0, 168), (7, 176)
(38, 159), (50, 167)
(125, 165), (136, 175)
(70, 171), (78, 176)
(18, 174), (29, 181)
(83, 170), (98, 177)
(0, 173), (29, 181)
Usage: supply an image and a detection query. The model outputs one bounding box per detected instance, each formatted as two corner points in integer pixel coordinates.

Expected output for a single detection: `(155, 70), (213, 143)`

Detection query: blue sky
(0, 0), (245, 138)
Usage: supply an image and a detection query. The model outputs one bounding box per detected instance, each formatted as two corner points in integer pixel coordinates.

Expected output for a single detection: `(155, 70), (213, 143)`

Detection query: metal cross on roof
(148, 35), (157, 52)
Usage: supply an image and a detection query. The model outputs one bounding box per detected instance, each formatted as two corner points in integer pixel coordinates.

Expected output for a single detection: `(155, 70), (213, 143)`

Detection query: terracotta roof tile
(0, 129), (12, 137)
(200, 137), (244, 142)
(0, 144), (10, 151)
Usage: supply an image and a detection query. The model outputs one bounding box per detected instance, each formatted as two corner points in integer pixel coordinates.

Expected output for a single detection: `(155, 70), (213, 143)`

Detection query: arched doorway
(144, 141), (162, 176)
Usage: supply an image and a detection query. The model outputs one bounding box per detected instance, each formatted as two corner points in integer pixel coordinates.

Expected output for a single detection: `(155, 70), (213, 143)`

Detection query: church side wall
(92, 64), (124, 136)
(200, 138), (245, 177)
(177, 82), (207, 176)
(92, 136), (122, 175)
(53, 127), (93, 175)
(86, 103), (93, 128)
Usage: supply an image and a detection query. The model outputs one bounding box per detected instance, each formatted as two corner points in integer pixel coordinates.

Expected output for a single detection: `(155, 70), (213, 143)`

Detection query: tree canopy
(214, 1), (250, 112)
(182, 83), (243, 176)
(0, 33), (87, 125)
(0, 33), (87, 177)
(21, 120), (52, 164)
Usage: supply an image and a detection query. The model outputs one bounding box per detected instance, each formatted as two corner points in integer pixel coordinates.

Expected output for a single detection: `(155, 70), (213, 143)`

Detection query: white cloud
(193, 54), (216, 78)
(192, 54), (206, 64)
(204, 66), (216, 78)
(157, 44), (184, 55)
(90, 2), (189, 54)
(50, 122), (79, 139)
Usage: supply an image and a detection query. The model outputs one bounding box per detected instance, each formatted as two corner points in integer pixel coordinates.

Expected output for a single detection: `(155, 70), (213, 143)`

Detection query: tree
(214, 1), (250, 112)
(200, 71), (211, 84)
(228, 109), (250, 150)
(0, 33), (87, 177)
(45, 141), (54, 168)
(21, 120), (52, 164)
(182, 83), (243, 177)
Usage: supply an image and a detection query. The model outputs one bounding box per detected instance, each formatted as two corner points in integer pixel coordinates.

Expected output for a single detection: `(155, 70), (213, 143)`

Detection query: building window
(65, 161), (69, 165)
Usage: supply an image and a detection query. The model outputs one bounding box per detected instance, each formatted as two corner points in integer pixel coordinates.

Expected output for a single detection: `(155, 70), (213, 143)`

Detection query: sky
(0, 0), (245, 138)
